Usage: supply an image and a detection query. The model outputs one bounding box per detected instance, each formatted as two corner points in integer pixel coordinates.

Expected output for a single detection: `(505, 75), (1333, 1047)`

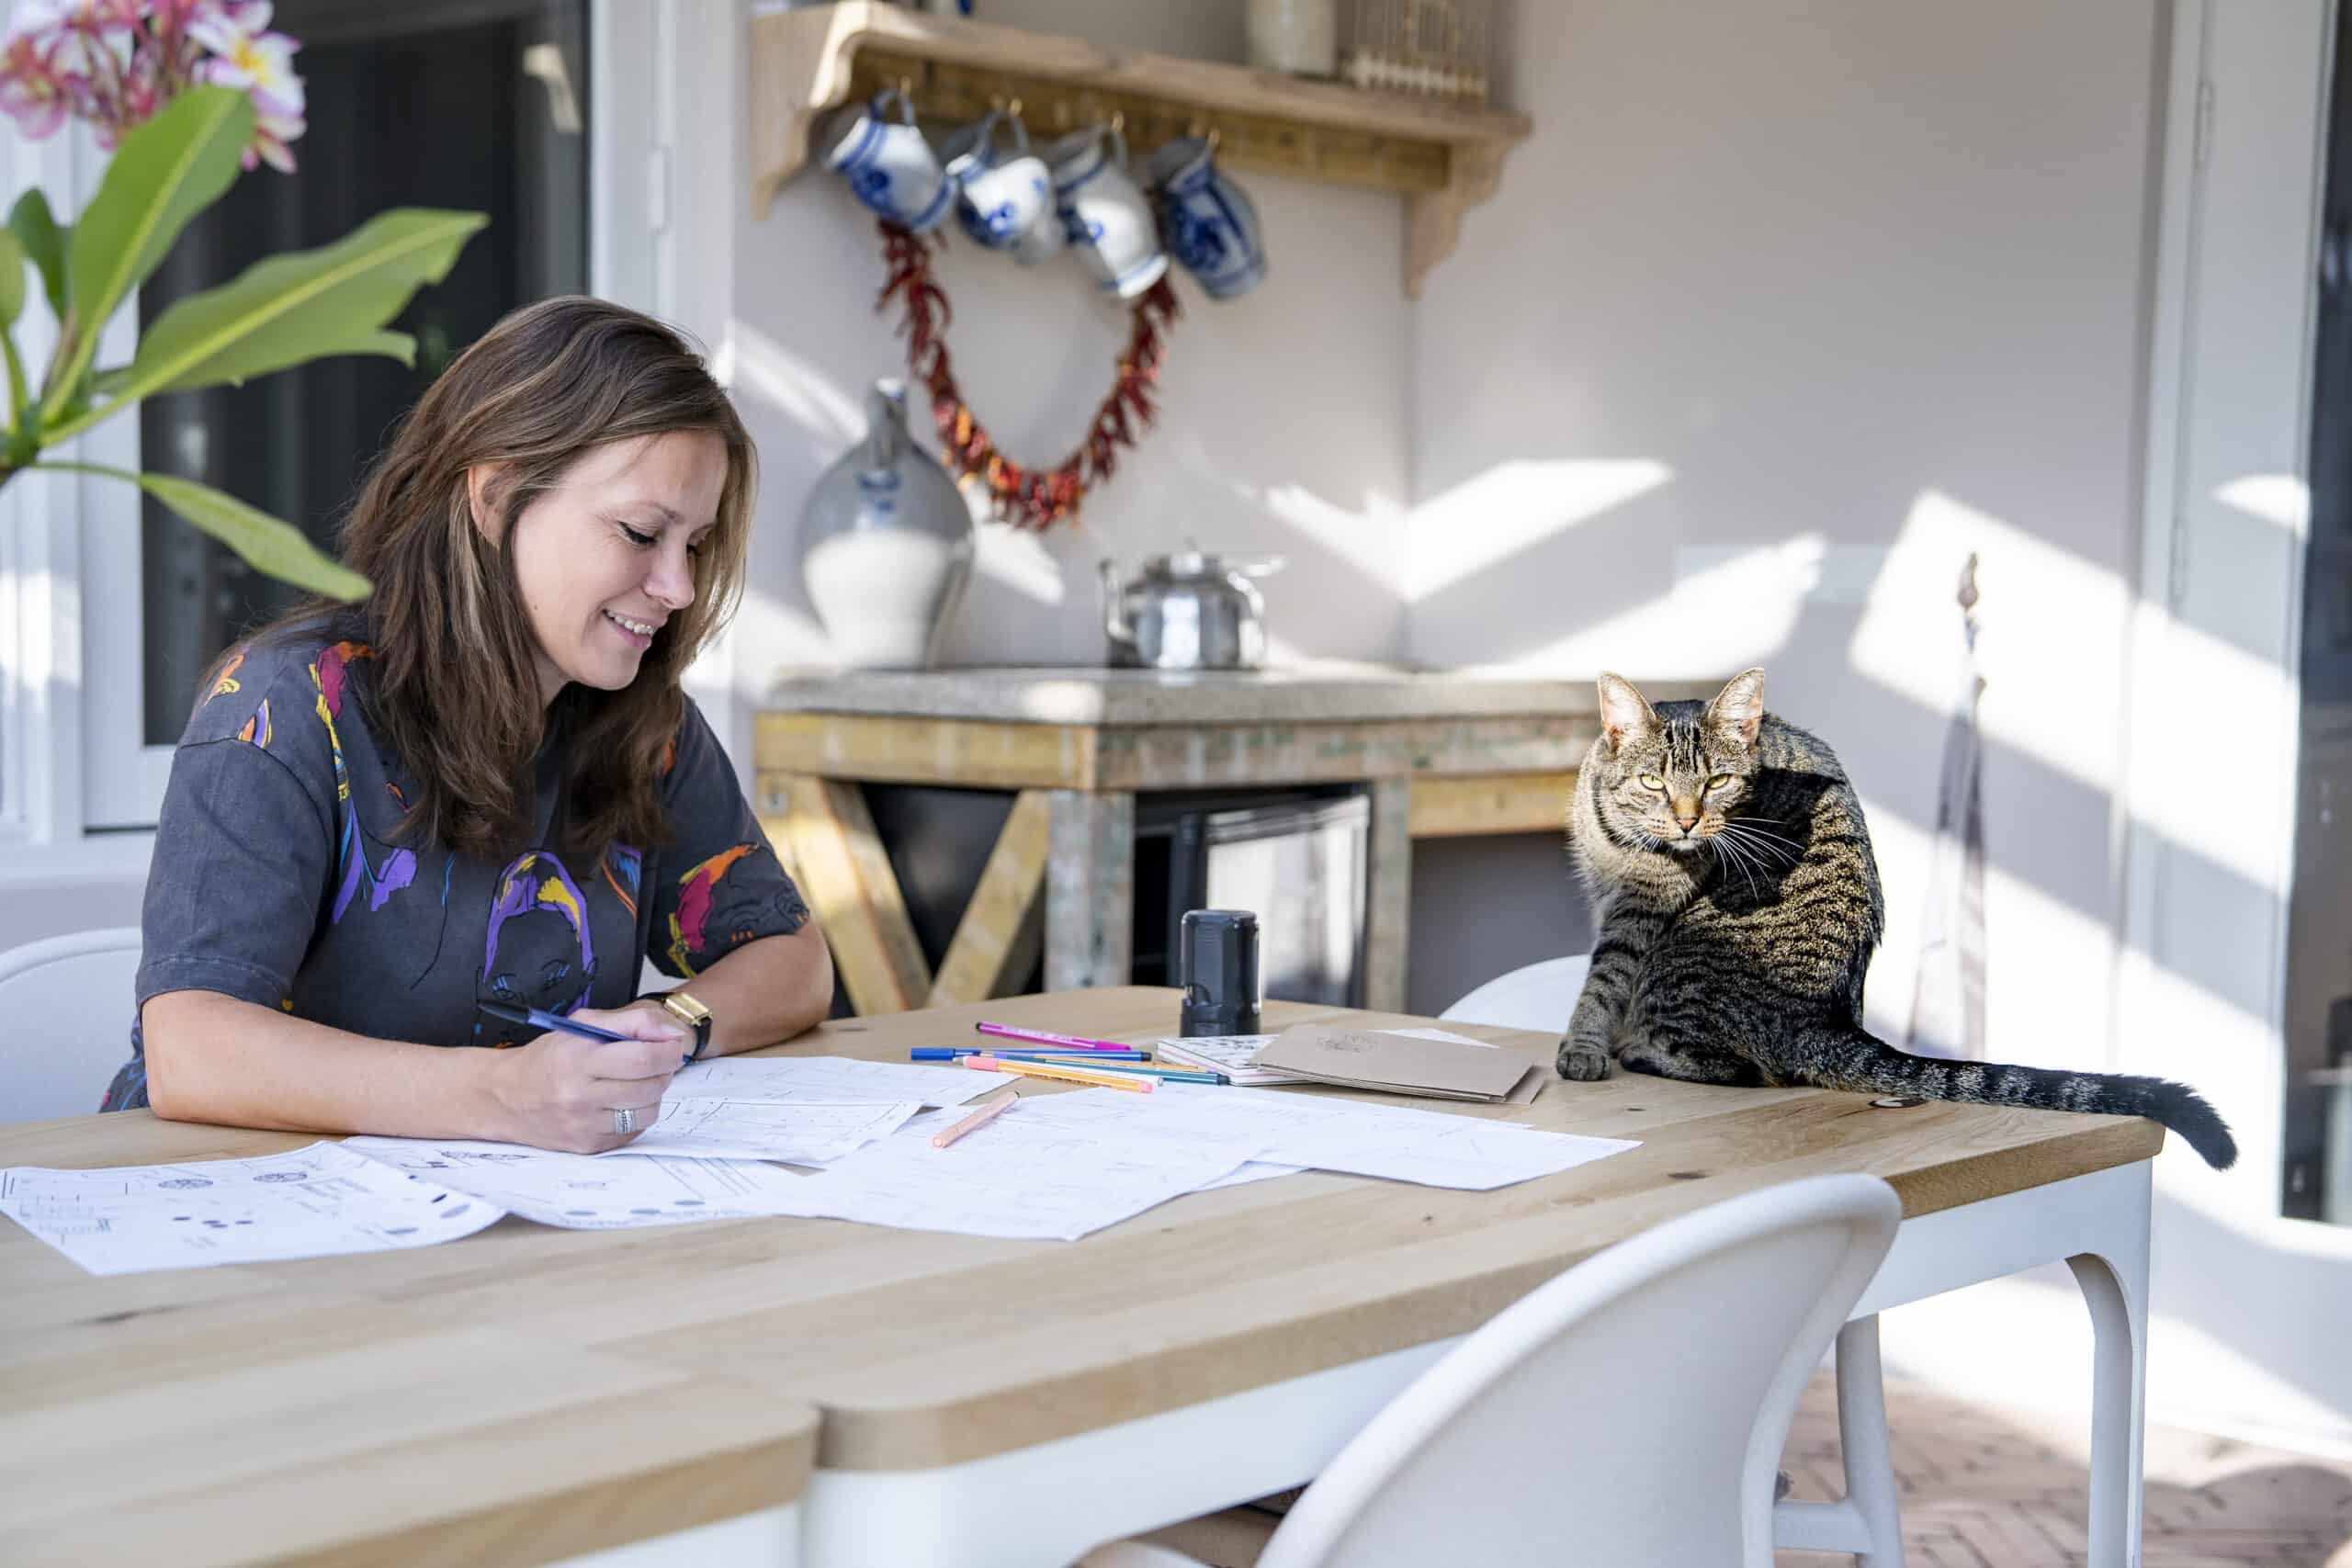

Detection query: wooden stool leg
(1046, 790), (1134, 990)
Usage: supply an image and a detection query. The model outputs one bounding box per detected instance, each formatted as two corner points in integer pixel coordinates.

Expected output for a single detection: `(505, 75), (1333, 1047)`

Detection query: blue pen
(910, 1047), (1151, 1062)
(479, 1001), (694, 1067)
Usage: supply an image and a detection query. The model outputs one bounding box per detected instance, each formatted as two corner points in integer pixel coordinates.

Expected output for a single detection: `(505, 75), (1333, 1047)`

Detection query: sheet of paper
(344, 1137), (815, 1230)
(999, 1086), (1631, 1190)
(1152, 1034), (1306, 1085)
(605, 1098), (922, 1164)
(775, 1105), (1259, 1241)
(671, 1055), (999, 1108)
(0, 1142), (506, 1275)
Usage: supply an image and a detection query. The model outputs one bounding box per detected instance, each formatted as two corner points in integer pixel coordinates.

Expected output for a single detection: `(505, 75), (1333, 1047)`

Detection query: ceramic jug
(799, 380), (975, 668)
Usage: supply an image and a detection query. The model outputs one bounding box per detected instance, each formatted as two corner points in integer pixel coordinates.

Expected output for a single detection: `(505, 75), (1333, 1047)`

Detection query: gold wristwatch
(658, 990), (714, 1062)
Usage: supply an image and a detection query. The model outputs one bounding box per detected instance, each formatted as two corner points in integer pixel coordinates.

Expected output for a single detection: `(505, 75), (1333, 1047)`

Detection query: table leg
(1364, 780), (1411, 1012)
(1046, 790), (1135, 990)
(2068, 1167), (2151, 1568)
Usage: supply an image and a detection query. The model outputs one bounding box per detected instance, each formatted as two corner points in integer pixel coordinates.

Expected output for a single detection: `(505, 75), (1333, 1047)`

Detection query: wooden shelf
(749, 2), (1533, 297)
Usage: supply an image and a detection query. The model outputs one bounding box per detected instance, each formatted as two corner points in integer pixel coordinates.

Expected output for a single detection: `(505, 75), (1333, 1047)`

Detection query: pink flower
(188, 6), (299, 118)
(0, 27), (74, 139)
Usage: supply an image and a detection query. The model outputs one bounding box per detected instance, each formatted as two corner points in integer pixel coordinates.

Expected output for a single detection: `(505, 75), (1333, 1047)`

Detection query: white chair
(0, 926), (143, 1122)
(1083, 1174), (1902, 1568)
(1441, 954), (1907, 1566)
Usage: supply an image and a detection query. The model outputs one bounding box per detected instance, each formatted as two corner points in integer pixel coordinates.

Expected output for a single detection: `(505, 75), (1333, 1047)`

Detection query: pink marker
(975, 1021), (1137, 1053)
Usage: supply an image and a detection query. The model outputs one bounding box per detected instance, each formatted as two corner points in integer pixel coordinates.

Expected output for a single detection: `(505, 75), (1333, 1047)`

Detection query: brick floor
(1777, 1373), (2352, 1567)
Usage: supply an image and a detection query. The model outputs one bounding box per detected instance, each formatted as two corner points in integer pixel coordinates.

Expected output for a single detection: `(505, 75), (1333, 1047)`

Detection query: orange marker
(962, 1055), (1155, 1094)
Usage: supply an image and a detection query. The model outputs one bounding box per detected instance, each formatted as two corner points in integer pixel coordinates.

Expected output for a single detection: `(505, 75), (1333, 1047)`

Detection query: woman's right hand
(483, 1007), (689, 1153)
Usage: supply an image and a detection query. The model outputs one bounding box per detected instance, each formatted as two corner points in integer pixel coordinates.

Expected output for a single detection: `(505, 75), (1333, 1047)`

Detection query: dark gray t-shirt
(101, 633), (809, 1111)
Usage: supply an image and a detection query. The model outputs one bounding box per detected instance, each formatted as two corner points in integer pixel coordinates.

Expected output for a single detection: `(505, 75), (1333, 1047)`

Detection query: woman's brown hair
(244, 296), (755, 860)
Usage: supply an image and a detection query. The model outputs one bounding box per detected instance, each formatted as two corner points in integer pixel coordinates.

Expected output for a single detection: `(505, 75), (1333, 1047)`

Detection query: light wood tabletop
(1, 987), (2163, 1562)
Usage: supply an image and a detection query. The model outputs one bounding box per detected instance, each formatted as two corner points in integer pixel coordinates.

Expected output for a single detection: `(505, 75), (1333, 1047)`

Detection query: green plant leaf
(43, 87), (253, 423)
(0, 231), (23, 329)
(8, 189), (68, 322)
(139, 470), (371, 601)
(38, 462), (370, 600)
(111, 209), (472, 401)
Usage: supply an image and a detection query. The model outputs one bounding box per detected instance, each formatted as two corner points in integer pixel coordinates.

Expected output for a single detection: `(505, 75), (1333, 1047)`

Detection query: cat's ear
(1707, 667), (1767, 747)
(1597, 672), (1657, 752)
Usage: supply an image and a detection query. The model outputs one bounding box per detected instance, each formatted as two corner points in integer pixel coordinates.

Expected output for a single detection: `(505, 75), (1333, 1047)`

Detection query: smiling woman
(105, 297), (833, 1155)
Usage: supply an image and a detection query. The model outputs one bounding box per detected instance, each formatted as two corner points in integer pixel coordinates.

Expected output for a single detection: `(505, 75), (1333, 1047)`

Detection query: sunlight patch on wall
(1498, 534), (1815, 676)
(1860, 795), (2118, 1062)
(969, 519), (1068, 608)
(1851, 490), (2129, 800)
(716, 320), (864, 445)
(1251, 482), (1409, 599)
(1405, 457), (1672, 602)
(2212, 472), (2311, 534)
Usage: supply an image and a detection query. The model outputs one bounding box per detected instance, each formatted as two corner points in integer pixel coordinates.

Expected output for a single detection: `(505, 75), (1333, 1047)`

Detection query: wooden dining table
(0, 987), (2164, 1568)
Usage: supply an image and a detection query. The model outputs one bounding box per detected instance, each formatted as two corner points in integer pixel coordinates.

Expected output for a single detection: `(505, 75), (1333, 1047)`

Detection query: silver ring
(613, 1106), (636, 1136)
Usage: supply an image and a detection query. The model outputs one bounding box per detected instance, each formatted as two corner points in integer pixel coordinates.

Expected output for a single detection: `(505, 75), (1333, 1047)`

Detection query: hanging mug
(822, 85), (954, 233)
(1045, 120), (1168, 299)
(945, 108), (1054, 251)
(1147, 134), (1267, 301)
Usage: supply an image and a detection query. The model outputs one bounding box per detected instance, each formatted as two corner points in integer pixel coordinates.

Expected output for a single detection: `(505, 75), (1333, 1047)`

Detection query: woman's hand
(484, 1006), (690, 1153)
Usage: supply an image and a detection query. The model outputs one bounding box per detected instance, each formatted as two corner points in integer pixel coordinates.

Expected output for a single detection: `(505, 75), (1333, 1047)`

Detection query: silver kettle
(1100, 545), (1284, 671)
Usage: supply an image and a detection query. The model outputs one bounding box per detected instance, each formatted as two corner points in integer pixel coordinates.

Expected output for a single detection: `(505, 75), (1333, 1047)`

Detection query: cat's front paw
(1557, 1040), (1612, 1081)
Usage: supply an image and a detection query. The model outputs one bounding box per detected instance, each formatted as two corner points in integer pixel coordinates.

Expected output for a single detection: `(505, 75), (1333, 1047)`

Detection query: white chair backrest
(1439, 953), (1591, 1032)
(1253, 1175), (1901, 1568)
(0, 927), (142, 1122)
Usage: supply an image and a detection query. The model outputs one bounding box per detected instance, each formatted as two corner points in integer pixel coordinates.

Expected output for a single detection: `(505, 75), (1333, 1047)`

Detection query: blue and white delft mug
(1145, 134), (1266, 301)
(939, 107), (1054, 252)
(822, 86), (954, 233)
(1045, 121), (1169, 299)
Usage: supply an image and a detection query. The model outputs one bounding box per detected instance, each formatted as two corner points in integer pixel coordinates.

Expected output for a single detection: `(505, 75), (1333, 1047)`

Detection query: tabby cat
(1557, 668), (2235, 1168)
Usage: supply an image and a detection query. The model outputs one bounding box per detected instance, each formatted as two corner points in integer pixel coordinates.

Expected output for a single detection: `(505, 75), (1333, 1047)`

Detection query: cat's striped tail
(1804, 1027), (2237, 1169)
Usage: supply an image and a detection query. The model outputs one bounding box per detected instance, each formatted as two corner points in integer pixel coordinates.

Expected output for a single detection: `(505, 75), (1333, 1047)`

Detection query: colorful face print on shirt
(479, 851), (597, 1040)
(309, 641), (373, 803)
(665, 843), (807, 978)
(207, 649), (246, 703)
(600, 844), (642, 919)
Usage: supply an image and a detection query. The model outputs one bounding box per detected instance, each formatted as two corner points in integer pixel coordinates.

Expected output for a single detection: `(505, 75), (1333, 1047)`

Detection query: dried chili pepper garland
(876, 218), (1181, 532)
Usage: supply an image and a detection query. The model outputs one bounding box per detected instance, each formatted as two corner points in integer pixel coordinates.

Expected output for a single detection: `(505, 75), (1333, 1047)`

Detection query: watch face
(665, 993), (712, 1025)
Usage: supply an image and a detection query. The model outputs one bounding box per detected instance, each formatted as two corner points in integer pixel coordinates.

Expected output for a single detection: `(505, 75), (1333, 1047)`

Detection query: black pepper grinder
(1179, 908), (1261, 1037)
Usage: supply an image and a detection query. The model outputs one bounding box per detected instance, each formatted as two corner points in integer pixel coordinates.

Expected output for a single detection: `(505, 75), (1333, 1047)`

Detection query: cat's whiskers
(1708, 827), (1766, 900)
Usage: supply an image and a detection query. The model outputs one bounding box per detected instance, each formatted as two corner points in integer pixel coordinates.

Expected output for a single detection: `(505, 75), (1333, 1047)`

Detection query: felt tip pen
(974, 1022), (1139, 1053)
(910, 1047), (1150, 1062)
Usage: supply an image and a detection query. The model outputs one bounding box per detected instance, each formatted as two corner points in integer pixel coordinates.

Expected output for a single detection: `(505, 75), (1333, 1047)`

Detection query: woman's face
(497, 432), (727, 707)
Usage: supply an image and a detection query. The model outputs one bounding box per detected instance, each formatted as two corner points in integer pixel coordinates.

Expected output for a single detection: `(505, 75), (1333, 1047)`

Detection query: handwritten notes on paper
(0, 1142), (504, 1275)
(611, 1098), (922, 1163)
(342, 1138), (815, 1230)
(775, 1107), (1259, 1242)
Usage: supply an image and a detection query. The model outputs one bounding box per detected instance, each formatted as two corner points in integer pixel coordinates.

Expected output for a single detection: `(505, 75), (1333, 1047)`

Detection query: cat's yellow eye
(1707, 774), (1736, 790)
(1639, 773), (1665, 790)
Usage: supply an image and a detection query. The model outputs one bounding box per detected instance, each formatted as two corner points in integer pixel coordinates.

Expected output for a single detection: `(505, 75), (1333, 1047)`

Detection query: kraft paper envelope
(1255, 1025), (1545, 1104)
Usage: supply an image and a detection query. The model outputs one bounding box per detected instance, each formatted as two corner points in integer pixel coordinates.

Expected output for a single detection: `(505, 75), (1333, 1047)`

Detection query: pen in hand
(477, 1001), (694, 1068)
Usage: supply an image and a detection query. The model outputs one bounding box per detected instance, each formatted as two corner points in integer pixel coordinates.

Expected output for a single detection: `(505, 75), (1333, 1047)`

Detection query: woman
(100, 297), (833, 1153)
